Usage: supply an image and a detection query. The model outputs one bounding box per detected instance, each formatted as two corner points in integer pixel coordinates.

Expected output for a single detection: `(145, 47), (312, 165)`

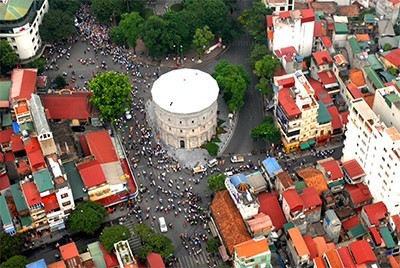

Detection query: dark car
(71, 126), (85, 132)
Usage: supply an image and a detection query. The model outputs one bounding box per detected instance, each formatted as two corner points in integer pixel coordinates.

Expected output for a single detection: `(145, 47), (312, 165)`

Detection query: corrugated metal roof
(10, 183), (28, 212)
(33, 169), (54, 193)
(0, 195), (12, 225)
(317, 100), (332, 124)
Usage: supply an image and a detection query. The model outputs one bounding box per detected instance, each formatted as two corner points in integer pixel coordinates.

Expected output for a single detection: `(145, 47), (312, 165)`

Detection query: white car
(125, 111), (132, 120)
(158, 217), (168, 233)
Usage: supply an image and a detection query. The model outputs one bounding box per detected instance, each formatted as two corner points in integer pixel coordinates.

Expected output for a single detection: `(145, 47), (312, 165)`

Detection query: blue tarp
(230, 174), (249, 187)
(12, 121), (20, 134)
(26, 259), (47, 268)
(262, 157), (282, 178)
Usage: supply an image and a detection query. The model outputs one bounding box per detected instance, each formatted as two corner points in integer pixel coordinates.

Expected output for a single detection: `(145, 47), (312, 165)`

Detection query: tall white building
(342, 97), (400, 215)
(262, 0), (294, 15)
(267, 9), (315, 57)
(376, 0), (400, 25)
(0, 0), (49, 60)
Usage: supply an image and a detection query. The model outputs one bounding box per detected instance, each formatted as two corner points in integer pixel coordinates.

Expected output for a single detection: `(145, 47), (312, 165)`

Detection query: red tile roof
(210, 190), (251, 255)
(0, 129), (14, 144)
(86, 131), (118, 164)
(344, 183), (372, 205)
(266, 15), (273, 28)
(314, 21), (323, 37)
(25, 137), (46, 172)
(303, 235), (318, 260)
(77, 159), (107, 188)
(342, 215), (360, 231)
(0, 172), (10, 191)
(278, 88), (301, 117)
(392, 215), (400, 232)
(279, 11), (291, 19)
(313, 50), (333, 66)
(274, 46), (298, 62)
(318, 70), (337, 85)
(314, 236), (328, 257)
(146, 252), (165, 268)
(277, 77), (295, 88)
(349, 240), (376, 264)
(234, 238), (270, 259)
(11, 135), (24, 152)
(327, 106), (343, 131)
(384, 48), (400, 67)
(296, 167), (328, 195)
(41, 91), (92, 120)
(319, 158), (343, 181)
(362, 201), (388, 225)
(340, 111), (349, 125)
(10, 69), (37, 101)
(42, 193), (60, 212)
(355, 34), (370, 42)
(257, 192), (286, 230)
(301, 187), (322, 209)
(349, 69), (366, 87)
(288, 228), (310, 257)
(337, 247), (356, 268)
(300, 9), (315, 23)
(21, 181), (42, 207)
(369, 226), (382, 245)
(342, 159), (365, 179)
(100, 243), (119, 268)
(283, 189), (303, 213)
(60, 242), (79, 260)
(325, 249), (343, 268)
(321, 36), (332, 48)
(314, 256), (327, 268)
(333, 54), (347, 66)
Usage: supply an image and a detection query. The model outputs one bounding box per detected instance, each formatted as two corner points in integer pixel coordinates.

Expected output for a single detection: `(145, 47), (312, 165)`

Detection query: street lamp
(173, 45), (184, 65)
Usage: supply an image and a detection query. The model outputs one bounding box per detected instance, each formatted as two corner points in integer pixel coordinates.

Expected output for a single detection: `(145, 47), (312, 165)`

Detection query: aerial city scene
(0, 0), (400, 267)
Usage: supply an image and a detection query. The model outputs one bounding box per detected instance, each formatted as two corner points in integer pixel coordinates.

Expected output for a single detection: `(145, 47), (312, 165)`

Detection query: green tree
(67, 201), (107, 235)
(125, 0), (147, 17)
(255, 77), (273, 97)
(89, 71), (132, 121)
(207, 174), (226, 192)
(254, 54), (281, 79)
(251, 116), (281, 143)
(134, 223), (155, 242)
(0, 255), (27, 268)
(383, 43), (393, 51)
(388, 67), (398, 76)
(248, 42), (269, 70)
(0, 233), (24, 262)
(110, 26), (126, 46)
(91, 0), (125, 25)
(192, 26), (215, 56)
(49, 0), (80, 15)
(141, 16), (170, 57)
(137, 245), (153, 263)
(212, 60), (250, 112)
(206, 238), (220, 254)
(146, 233), (174, 259)
(0, 40), (18, 75)
(40, 9), (76, 43)
(162, 11), (192, 51)
(100, 226), (131, 253)
(239, 2), (272, 42)
(54, 75), (67, 89)
(25, 58), (47, 74)
(359, 7), (375, 21)
(119, 12), (144, 51)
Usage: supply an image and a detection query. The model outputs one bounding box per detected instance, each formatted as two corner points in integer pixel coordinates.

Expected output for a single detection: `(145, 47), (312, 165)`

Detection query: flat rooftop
(351, 98), (377, 121)
(0, 0), (33, 21)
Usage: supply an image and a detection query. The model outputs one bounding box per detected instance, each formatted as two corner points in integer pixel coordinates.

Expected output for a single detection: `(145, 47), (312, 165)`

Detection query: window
(192, 120), (194, 123)
(192, 129), (194, 132)
(62, 201), (71, 207)
(179, 121), (182, 124)
(61, 193), (68, 199)
(180, 130), (182, 133)
(280, 6), (285, 10)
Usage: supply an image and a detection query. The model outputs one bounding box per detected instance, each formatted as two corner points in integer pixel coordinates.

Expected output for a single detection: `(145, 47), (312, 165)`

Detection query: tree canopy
(134, 223), (155, 241)
(110, 26), (126, 46)
(40, 9), (76, 43)
(141, 16), (170, 57)
(49, 0), (80, 15)
(54, 75), (67, 89)
(206, 238), (220, 254)
(254, 54), (281, 79)
(0, 255), (27, 268)
(0, 233), (24, 262)
(251, 116), (281, 143)
(0, 40), (18, 75)
(89, 71), (132, 121)
(207, 174), (227, 192)
(91, 0), (124, 25)
(119, 12), (144, 50)
(248, 42), (269, 70)
(192, 26), (215, 56)
(212, 60), (250, 113)
(100, 226), (131, 253)
(146, 233), (174, 259)
(67, 201), (107, 235)
(239, 2), (272, 42)
(24, 58), (47, 74)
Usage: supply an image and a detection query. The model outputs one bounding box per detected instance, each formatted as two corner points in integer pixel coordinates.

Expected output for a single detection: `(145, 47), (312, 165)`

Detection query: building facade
(151, 69), (219, 149)
(342, 98), (400, 215)
(262, 0), (294, 15)
(376, 0), (400, 25)
(0, 0), (49, 60)
(233, 237), (272, 268)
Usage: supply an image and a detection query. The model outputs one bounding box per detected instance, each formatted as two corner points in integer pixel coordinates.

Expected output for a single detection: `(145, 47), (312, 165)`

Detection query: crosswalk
(123, 218), (142, 254)
(176, 251), (210, 268)
(232, 39), (252, 47)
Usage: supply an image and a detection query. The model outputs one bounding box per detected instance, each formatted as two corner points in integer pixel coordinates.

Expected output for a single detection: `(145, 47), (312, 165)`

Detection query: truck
(230, 155), (245, 163)
(192, 165), (207, 174)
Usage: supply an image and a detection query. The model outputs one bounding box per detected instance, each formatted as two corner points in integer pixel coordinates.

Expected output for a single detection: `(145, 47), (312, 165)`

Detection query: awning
(208, 221), (218, 237)
(218, 245), (229, 262)
(308, 139), (316, 146)
(300, 143), (310, 150)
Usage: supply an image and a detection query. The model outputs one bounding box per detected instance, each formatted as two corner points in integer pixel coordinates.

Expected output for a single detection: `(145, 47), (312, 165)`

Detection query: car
(207, 158), (218, 168)
(192, 165), (207, 174)
(125, 111), (132, 120)
(158, 217), (168, 233)
(230, 155), (244, 163)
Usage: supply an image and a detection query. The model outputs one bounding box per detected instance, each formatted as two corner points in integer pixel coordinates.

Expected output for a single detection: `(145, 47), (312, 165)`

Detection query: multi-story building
(376, 0), (400, 25)
(262, 0), (294, 15)
(323, 210), (341, 243)
(373, 86), (400, 131)
(274, 71), (319, 153)
(342, 98), (400, 215)
(0, 0), (49, 60)
(267, 9), (315, 57)
(233, 237), (272, 268)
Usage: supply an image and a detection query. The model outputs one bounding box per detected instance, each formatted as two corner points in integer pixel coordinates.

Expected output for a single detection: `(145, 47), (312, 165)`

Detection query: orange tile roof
(210, 190), (251, 255)
(355, 34), (370, 42)
(313, 236), (328, 257)
(288, 228), (310, 257)
(314, 256), (327, 268)
(296, 167), (328, 195)
(349, 69), (366, 87)
(338, 5), (359, 17)
(325, 249), (343, 268)
(47, 261), (67, 268)
(363, 93), (375, 109)
(234, 238), (270, 259)
(59, 242), (79, 260)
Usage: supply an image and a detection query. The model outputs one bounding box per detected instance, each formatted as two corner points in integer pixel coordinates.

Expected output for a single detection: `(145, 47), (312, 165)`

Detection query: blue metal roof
(26, 259), (47, 268)
(262, 157), (282, 177)
(230, 174), (249, 187)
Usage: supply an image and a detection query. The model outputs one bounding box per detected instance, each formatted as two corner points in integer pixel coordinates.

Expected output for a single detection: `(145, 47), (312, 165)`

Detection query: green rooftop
(367, 54), (384, 71)
(0, 195), (13, 226)
(33, 169), (54, 193)
(63, 161), (88, 201)
(0, 81), (11, 101)
(364, 14), (375, 23)
(283, 221), (295, 232)
(385, 93), (400, 108)
(2, 113), (12, 127)
(335, 23), (348, 34)
(317, 100), (332, 124)
(10, 183), (28, 212)
(349, 37), (361, 54)
(0, 0), (33, 21)
(295, 181), (306, 193)
(349, 224), (366, 238)
(380, 228), (395, 248)
(364, 66), (385, 89)
(88, 242), (107, 268)
(20, 122), (34, 132)
(21, 215), (32, 227)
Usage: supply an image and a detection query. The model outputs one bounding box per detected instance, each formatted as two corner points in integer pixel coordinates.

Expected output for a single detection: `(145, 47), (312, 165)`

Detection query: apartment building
(233, 237), (272, 268)
(376, 0), (400, 25)
(262, 0), (294, 15)
(0, 0), (49, 60)
(342, 98), (400, 215)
